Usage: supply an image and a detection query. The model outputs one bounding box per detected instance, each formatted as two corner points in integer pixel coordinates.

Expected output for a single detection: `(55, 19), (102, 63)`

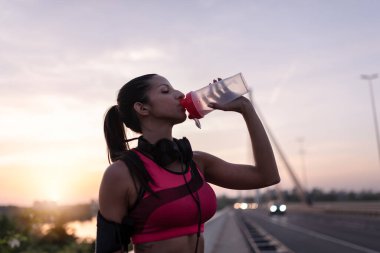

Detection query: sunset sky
(1, 0), (380, 206)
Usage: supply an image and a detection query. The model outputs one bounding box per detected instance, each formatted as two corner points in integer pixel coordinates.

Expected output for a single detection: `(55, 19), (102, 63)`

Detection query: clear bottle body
(188, 73), (249, 118)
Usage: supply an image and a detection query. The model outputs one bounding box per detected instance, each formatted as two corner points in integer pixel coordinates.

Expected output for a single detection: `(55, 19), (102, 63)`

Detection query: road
(205, 205), (380, 253)
(241, 207), (380, 253)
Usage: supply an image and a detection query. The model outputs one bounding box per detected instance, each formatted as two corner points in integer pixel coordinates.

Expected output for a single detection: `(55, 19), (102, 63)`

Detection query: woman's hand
(207, 77), (253, 114)
(208, 96), (252, 114)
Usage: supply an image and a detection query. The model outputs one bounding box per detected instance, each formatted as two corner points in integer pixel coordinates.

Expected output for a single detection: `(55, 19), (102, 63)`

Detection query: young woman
(96, 74), (280, 253)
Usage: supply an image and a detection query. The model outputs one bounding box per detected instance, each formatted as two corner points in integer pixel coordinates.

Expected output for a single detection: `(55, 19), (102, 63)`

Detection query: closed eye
(160, 84), (172, 93)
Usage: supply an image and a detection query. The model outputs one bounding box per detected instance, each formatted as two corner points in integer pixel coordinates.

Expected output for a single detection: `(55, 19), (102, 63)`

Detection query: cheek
(155, 104), (174, 114)
(151, 99), (176, 112)
(150, 104), (177, 117)
(148, 97), (185, 119)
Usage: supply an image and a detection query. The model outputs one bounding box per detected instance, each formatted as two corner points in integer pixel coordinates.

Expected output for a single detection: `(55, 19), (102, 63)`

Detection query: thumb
(208, 102), (224, 110)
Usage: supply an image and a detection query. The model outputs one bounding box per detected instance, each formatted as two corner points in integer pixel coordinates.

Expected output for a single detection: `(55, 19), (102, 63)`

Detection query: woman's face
(143, 75), (187, 124)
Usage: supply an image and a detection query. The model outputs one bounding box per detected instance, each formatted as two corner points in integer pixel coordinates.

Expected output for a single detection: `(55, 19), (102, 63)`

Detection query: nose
(176, 90), (185, 100)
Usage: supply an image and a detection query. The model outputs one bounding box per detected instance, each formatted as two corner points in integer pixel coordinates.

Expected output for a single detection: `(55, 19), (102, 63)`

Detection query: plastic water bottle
(180, 73), (249, 120)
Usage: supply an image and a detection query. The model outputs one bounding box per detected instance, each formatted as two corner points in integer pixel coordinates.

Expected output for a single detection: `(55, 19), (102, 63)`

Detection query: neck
(141, 125), (173, 144)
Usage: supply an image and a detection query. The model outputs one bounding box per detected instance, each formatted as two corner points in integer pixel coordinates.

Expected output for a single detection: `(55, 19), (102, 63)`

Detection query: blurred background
(1, 0), (379, 252)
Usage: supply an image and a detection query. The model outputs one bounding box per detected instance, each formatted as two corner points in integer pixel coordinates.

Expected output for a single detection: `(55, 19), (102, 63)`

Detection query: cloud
(127, 48), (167, 61)
(0, 44), (174, 102)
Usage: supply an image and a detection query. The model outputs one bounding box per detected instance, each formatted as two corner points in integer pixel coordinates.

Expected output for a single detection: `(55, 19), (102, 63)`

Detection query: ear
(133, 102), (150, 116)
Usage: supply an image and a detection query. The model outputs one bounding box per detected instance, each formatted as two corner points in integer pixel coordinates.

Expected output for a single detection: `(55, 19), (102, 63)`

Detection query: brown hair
(104, 74), (156, 162)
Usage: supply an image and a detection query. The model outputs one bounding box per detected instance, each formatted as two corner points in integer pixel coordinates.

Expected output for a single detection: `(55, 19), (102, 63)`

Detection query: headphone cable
(181, 159), (201, 253)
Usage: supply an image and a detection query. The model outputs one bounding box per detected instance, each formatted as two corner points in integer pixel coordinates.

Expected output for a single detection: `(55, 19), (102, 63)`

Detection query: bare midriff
(133, 233), (204, 253)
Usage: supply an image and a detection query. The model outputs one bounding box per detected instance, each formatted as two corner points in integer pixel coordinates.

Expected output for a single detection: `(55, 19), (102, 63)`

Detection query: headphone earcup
(137, 137), (154, 154)
(154, 139), (181, 166)
(174, 137), (193, 165)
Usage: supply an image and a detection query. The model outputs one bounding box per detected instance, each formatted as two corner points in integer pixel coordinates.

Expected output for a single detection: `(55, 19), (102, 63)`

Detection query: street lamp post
(297, 137), (308, 192)
(361, 73), (380, 167)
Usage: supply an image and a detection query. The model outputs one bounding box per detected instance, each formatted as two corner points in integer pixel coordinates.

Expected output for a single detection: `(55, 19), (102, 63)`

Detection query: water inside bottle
(180, 73), (248, 120)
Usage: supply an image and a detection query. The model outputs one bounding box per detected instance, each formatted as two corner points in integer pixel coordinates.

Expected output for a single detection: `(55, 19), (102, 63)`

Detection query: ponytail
(103, 74), (158, 195)
(104, 74), (156, 163)
(104, 105), (129, 163)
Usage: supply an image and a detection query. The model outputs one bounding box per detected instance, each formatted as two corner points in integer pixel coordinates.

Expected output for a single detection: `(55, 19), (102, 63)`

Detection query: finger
(207, 102), (216, 109)
(208, 102), (224, 110)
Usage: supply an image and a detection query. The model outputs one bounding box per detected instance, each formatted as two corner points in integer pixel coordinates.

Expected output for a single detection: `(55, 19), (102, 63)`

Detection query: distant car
(268, 201), (287, 215)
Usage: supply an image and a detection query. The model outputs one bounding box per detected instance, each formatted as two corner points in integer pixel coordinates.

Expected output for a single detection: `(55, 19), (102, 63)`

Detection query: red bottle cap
(180, 92), (203, 119)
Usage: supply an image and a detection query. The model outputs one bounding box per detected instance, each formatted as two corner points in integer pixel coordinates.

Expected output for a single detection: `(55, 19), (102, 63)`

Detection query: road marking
(265, 216), (380, 253)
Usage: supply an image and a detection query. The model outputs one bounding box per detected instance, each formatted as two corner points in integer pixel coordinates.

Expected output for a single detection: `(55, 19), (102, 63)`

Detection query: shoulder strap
(189, 159), (203, 179)
(119, 150), (156, 196)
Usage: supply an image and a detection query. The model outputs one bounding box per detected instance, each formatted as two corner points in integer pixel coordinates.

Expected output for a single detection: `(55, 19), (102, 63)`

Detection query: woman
(96, 74), (280, 253)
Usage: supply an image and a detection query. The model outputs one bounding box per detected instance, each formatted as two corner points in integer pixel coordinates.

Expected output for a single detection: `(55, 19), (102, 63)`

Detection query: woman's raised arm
(194, 96), (280, 189)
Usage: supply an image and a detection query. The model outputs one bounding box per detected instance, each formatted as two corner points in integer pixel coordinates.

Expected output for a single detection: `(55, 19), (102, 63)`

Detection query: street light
(361, 73), (380, 167)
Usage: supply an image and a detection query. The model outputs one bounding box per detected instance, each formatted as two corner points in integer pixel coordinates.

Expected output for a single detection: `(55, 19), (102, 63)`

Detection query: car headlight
(279, 204), (287, 212)
(240, 203), (248, 210)
(270, 205), (277, 212)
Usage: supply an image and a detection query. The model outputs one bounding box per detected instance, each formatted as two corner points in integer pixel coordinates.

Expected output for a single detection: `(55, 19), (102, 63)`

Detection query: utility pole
(361, 73), (380, 167)
(297, 137), (308, 192)
(248, 89), (308, 204)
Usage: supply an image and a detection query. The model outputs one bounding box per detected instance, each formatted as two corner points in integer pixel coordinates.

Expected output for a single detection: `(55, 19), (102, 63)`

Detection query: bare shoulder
(192, 151), (205, 171)
(102, 160), (132, 183)
(99, 160), (134, 222)
(193, 150), (222, 163)
(192, 150), (220, 174)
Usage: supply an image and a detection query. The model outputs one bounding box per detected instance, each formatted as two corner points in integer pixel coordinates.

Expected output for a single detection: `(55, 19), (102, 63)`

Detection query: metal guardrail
(286, 202), (380, 217)
(235, 210), (294, 253)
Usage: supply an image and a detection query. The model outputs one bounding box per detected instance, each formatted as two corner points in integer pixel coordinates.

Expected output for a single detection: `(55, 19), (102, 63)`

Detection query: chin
(173, 114), (187, 125)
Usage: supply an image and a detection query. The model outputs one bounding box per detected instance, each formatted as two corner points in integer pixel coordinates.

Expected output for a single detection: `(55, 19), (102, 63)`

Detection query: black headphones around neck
(137, 136), (193, 167)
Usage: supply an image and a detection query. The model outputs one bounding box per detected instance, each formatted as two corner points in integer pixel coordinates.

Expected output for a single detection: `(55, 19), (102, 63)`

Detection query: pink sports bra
(128, 150), (217, 244)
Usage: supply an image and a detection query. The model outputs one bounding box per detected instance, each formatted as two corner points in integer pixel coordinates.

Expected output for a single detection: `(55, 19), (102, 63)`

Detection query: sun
(48, 191), (61, 203)
(43, 181), (63, 203)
